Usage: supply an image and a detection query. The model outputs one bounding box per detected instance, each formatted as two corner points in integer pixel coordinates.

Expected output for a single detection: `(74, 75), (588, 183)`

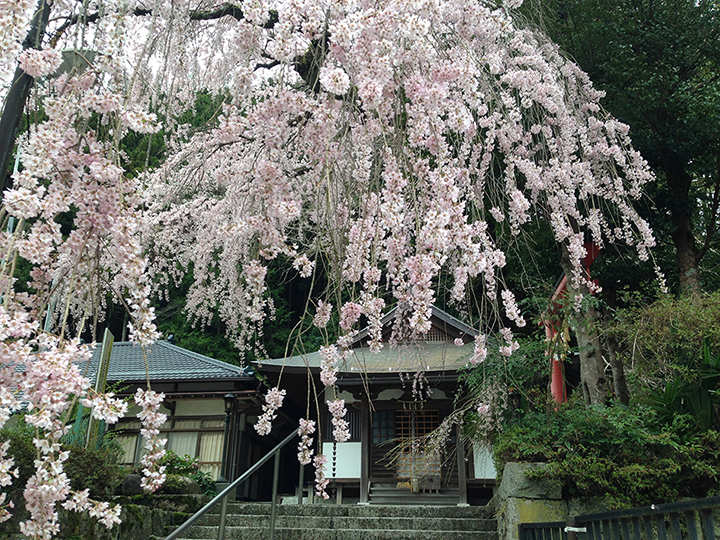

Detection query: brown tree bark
(663, 155), (702, 295)
(601, 289), (630, 405)
(560, 244), (609, 406)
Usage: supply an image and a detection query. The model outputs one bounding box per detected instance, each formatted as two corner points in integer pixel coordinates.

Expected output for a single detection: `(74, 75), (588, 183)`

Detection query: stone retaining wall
(494, 462), (606, 540)
(0, 495), (209, 540)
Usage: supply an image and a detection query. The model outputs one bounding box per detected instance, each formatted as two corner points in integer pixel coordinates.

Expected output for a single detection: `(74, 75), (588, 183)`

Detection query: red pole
(541, 242), (599, 404)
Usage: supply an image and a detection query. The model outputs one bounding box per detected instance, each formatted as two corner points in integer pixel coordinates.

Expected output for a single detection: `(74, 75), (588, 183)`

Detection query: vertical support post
(269, 450), (281, 540)
(297, 460), (305, 505)
(86, 328), (114, 449)
(218, 393), (235, 483)
(567, 515), (578, 540)
(360, 399), (370, 504)
(217, 495), (228, 540)
(456, 424), (468, 506)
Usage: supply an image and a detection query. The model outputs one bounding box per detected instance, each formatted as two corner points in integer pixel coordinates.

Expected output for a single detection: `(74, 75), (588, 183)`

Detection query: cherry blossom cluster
(62, 490), (121, 529)
(0, 440), (18, 524)
(471, 382), (510, 444)
(297, 418), (316, 465)
(313, 300), (332, 329)
(470, 334), (488, 365)
(313, 454), (330, 500)
(254, 387), (286, 436)
(17, 47), (63, 78)
(0, 331), (128, 537)
(319, 345), (340, 387)
(0, 0), (34, 84)
(141, 0), (656, 372)
(499, 327), (520, 358)
(0, 2), (665, 534)
(82, 391), (128, 425)
(327, 399), (350, 443)
(134, 388), (167, 493)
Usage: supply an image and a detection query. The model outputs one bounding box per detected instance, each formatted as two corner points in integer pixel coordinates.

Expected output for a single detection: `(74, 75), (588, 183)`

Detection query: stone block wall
(495, 462), (606, 540)
(0, 495), (208, 540)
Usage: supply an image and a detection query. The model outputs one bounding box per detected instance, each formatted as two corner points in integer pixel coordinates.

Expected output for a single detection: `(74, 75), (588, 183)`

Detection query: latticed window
(395, 409), (439, 440)
(114, 416), (226, 479)
(419, 326), (448, 342)
(372, 410), (395, 444)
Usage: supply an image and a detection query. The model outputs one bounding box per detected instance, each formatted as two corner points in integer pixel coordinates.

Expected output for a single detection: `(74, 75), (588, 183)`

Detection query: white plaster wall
(336, 389), (357, 404)
(473, 443), (497, 480)
(175, 399), (224, 416)
(376, 388), (404, 401)
(322, 442), (362, 478)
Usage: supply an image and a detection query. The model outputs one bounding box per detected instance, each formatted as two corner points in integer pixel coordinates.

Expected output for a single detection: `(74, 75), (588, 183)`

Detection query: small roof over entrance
(256, 306), (477, 376)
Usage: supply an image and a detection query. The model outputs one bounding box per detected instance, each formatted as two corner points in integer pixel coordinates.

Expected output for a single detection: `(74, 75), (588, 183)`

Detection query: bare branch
(51, 3), (278, 46)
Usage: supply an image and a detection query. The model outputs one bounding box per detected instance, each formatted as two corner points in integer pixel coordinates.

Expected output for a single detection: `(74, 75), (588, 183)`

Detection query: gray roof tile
(79, 341), (250, 382)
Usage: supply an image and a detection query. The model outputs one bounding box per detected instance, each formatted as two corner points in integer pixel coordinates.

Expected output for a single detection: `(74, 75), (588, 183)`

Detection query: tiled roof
(256, 341), (474, 374)
(78, 341), (251, 382)
(257, 306), (478, 374)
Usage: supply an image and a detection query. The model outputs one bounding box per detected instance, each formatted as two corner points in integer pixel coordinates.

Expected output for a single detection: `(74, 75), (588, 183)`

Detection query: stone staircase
(162, 501), (498, 540)
(368, 482), (460, 505)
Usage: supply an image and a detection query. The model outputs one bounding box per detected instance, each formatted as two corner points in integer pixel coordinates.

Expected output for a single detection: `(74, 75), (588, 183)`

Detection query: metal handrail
(518, 496), (720, 540)
(164, 428), (298, 540)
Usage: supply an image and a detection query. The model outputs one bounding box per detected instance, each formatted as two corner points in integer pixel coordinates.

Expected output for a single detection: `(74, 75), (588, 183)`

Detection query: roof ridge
(352, 304), (477, 344)
(154, 341), (245, 374)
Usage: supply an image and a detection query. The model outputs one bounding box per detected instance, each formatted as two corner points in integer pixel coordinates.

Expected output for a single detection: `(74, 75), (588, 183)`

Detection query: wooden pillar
(456, 424), (468, 506)
(360, 398), (370, 504)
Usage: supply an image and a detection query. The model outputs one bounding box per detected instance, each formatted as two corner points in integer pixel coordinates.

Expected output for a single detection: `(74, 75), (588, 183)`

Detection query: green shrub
(63, 444), (125, 500)
(0, 418), (36, 522)
(493, 399), (720, 508)
(612, 292), (720, 385)
(158, 451), (217, 496)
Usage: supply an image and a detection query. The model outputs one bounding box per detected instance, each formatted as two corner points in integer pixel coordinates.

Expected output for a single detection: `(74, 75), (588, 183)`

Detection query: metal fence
(519, 497), (720, 540)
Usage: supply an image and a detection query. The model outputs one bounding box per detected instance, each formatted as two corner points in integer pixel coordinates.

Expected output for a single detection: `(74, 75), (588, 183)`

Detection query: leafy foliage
(494, 399), (720, 508)
(645, 339), (720, 432)
(62, 445), (125, 501)
(157, 451), (217, 497)
(611, 292), (720, 383)
(539, 0), (720, 294)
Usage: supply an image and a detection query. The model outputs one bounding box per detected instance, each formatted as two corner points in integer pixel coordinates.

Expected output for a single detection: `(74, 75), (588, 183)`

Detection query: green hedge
(493, 400), (720, 508)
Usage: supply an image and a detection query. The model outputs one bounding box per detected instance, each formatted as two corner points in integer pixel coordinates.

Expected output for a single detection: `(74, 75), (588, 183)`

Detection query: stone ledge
(497, 462), (561, 501)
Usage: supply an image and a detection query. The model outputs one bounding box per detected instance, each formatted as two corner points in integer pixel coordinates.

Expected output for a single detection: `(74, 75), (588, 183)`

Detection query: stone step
(204, 502), (494, 519)
(367, 497), (460, 505)
(173, 526), (498, 540)
(368, 486), (461, 506)
(193, 514), (497, 531)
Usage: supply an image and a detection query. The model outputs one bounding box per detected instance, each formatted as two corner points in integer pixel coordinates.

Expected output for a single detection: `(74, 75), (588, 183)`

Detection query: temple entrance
(371, 403), (444, 492)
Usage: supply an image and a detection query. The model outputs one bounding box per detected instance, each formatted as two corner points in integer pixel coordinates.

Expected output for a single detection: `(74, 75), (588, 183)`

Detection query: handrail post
(269, 450), (281, 540)
(164, 429), (298, 540)
(217, 495), (228, 540)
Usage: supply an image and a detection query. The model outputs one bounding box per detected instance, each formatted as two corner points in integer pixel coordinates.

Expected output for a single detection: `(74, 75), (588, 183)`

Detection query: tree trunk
(560, 244), (608, 405)
(663, 155), (702, 295)
(0, 0), (51, 190)
(601, 289), (630, 405)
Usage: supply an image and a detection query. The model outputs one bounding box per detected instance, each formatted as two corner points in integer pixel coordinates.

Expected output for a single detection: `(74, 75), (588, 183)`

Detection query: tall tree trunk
(601, 289), (630, 405)
(560, 244), (608, 405)
(0, 0), (51, 190)
(664, 155), (702, 295)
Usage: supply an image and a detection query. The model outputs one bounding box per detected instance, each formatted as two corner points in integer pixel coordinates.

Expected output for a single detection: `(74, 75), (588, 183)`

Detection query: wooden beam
(456, 424), (468, 506)
(360, 398), (370, 504)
